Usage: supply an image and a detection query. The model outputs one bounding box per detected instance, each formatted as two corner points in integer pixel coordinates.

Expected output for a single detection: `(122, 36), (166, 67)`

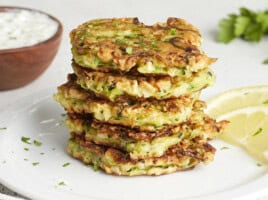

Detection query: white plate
(0, 90), (268, 200)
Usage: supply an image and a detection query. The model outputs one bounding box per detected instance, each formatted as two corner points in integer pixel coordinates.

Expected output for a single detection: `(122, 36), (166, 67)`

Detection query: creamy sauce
(0, 9), (58, 50)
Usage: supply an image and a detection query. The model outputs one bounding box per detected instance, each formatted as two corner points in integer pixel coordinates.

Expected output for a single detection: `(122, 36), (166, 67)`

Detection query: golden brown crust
(67, 112), (227, 142)
(70, 18), (216, 74)
(57, 74), (195, 113)
(72, 135), (215, 164)
(72, 63), (214, 101)
(54, 74), (198, 130)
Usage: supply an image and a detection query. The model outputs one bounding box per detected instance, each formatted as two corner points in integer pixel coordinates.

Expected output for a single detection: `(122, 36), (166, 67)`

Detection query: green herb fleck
(0, 127), (7, 130)
(33, 140), (42, 147)
(263, 100), (268, 104)
(151, 41), (158, 50)
(220, 146), (229, 150)
(263, 59), (268, 64)
(178, 133), (183, 138)
(169, 28), (177, 35)
(252, 128), (263, 136)
(124, 34), (139, 39)
(115, 39), (128, 45)
(40, 152), (45, 155)
(93, 164), (99, 172)
(135, 40), (145, 46)
(21, 137), (31, 144)
(58, 181), (66, 186)
(24, 158), (28, 161)
(61, 113), (67, 117)
(257, 163), (262, 167)
(63, 162), (70, 167)
(32, 162), (39, 166)
(125, 47), (133, 54)
(24, 148), (29, 151)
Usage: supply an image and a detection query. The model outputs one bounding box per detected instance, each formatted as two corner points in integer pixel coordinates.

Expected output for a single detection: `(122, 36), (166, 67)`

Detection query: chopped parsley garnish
(62, 162), (70, 167)
(0, 127), (7, 130)
(93, 164), (99, 172)
(24, 158), (28, 161)
(220, 146), (229, 150)
(33, 140), (42, 147)
(58, 181), (66, 186)
(151, 41), (158, 50)
(61, 113), (67, 117)
(21, 136), (31, 144)
(169, 28), (177, 35)
(32, 162), (39, 166)
(178, 133), (183, 138)
(115, 39), (129, 45)
(263, 100), (268, 104)
(40, 152), (45, 155)
(24, 148), (29, 151)
(252, 127), (263, 136)
(125, 47), (133, 54)
(257, 163), (262, 167)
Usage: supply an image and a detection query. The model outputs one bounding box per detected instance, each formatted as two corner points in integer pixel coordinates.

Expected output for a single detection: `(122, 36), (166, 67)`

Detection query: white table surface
(0, 0), (268, 199)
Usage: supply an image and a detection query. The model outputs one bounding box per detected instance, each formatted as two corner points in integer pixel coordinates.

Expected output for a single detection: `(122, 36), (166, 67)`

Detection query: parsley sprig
(218, 7), (268, 63)
(218, 7), (268, 43)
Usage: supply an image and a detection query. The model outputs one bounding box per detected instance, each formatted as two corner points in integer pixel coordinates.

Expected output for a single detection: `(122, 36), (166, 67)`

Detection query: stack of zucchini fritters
(54, 18), (228, 176)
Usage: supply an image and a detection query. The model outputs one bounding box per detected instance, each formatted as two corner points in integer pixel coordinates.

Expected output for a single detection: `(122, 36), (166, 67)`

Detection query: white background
(0, 0), (268, 199)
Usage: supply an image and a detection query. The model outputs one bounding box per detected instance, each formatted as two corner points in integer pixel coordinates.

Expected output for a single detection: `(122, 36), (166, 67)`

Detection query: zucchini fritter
(67, 136), (215, 176)
(67, 113), (227, 159)
(73, 63), (215, 101)
(70, 18), (216, 76)
(54, 75), (199, 130)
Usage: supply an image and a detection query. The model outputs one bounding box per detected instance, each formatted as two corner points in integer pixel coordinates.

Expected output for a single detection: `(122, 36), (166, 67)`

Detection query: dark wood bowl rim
(0, 6), (63, 54)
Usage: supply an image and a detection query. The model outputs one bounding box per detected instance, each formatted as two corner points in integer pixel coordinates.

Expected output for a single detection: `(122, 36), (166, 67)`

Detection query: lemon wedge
(217, 106), (268, 163)
(206, 86), (268, 118)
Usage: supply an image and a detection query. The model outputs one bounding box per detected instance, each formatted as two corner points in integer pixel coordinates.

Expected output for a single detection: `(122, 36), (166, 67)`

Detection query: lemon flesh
(206, 86), (268, 118)
(218, 106), (268, 164)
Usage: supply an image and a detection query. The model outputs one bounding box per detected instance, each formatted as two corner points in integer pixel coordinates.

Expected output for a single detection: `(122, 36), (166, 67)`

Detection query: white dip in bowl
(0, 9), (58, 50)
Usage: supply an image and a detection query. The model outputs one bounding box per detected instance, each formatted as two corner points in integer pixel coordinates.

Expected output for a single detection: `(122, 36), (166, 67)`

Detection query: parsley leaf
(244, 23), (263, 42)
(21, 137), (31, 144)
(58, 181), (66, 186)
(33, 140), (42, 147)
(234, 16), (251, 37)
(218, 15), (236, 43)
(218, 7), (268, 43)
(263, 59), (268, 64)
(32, 162), (39, 166)
(252, 128), (263, 136)
(0, 127), (7, 130)
(62, 162), (70, 167)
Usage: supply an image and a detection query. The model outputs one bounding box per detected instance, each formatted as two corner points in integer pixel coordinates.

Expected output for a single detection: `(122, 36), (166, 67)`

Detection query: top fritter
(70, 18), (216, 77)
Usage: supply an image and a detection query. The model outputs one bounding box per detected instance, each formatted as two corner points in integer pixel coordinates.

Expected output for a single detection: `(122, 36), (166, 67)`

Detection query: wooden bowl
(0, 6), (63, 90)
